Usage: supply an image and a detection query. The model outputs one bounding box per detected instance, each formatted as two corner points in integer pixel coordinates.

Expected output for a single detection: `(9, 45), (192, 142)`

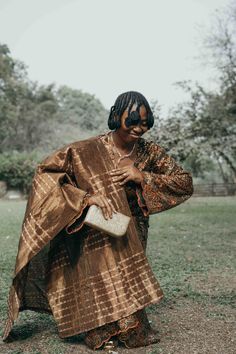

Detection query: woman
(3, 91), (193, 350)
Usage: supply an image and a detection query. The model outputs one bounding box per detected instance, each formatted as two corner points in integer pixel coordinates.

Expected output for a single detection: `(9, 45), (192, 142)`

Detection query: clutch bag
(84, 205), (131, 237)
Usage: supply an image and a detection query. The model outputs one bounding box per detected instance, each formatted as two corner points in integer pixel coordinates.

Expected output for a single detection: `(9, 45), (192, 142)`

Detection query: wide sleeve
(24, 144), (89, 238)
(136, 143), (194, 216)
(2, 144), (90, 342)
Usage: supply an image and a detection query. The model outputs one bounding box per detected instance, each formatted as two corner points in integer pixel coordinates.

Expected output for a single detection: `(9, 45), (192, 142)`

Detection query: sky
(0, 0), (231, 115)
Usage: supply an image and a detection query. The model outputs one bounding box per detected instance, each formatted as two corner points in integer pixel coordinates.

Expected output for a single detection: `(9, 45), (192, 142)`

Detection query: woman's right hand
(87, 193), (117, 220)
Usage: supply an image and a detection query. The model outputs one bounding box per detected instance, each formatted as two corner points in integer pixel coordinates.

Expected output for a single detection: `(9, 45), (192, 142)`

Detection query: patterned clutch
(84, 205), (131, 237)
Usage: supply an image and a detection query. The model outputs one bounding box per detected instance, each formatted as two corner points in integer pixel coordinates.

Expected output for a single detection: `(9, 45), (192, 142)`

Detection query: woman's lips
(129, 133), (141, 138)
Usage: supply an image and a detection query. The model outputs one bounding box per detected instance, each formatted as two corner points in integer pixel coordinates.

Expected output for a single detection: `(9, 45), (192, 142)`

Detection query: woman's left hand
(110, 165), (144, 185)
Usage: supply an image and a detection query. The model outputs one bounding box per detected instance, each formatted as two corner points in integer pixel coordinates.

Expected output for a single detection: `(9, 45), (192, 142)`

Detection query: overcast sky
(0, 0), (230, 115)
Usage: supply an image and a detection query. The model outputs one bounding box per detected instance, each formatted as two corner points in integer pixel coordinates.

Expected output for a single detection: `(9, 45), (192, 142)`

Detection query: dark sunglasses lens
(125, 111), (141, 127)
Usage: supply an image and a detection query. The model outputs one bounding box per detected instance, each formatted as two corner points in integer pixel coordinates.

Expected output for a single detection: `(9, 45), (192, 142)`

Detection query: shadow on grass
(4, 322), (46, 342)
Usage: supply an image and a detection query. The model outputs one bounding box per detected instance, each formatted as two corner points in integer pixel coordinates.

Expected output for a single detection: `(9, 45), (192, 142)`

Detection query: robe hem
(58, 293), (164, 339)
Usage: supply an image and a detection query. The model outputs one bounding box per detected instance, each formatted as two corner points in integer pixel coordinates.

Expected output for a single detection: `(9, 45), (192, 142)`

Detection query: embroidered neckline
(98, 131), (144, 168)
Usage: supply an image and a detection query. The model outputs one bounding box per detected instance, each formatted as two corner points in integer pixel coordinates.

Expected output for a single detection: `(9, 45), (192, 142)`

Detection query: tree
(56, 85), (108, 131)
(0, 45), (109, 155)
(171, 81), (236, 182)
(0, 44), (58, 153)
(160, 3), (236, 182)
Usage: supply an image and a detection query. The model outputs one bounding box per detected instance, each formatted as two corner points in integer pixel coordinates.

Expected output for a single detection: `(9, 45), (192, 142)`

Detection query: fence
(193, 183), (236, 196)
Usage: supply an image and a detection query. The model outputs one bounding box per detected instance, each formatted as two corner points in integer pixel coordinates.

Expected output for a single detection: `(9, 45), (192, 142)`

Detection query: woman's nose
(133, 125), (143, 133)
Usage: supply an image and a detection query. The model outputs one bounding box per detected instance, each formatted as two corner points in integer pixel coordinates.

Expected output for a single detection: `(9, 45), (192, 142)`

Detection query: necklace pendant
(109, 131), (137, 168)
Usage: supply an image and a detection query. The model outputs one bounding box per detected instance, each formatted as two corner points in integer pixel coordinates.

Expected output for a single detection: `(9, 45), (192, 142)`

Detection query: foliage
(56, 85), (108, 131)
(169, 81), (235, 182)
(0, 44), (59, 153)
(0, 44), (108, 156)
(148, 3), (236, 182)
(0, 152), (39, 193)
(1, 2), (236, 183)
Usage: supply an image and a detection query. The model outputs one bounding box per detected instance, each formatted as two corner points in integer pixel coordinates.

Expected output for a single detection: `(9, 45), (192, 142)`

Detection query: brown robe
(2, 132), (193, 342)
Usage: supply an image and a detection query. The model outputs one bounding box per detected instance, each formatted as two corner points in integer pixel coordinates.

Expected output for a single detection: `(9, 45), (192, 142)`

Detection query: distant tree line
(0, 44), (108, 156)
(0, 3), (236, 191)
(0, 44), (108, 191)
(149, 3), (236, 183)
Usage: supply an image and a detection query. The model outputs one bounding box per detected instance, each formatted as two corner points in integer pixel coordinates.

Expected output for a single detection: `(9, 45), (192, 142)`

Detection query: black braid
(108, 91), (154, 130)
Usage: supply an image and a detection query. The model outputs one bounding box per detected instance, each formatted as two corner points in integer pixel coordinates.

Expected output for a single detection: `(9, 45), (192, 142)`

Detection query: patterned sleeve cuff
(137, 169), (194, 215)
(135, 172), (156, 217)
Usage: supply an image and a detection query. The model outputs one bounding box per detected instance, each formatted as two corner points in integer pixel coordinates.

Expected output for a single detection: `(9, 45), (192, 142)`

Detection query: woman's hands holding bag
(87, 193), (117, 220)
(85, 165), (143, 221)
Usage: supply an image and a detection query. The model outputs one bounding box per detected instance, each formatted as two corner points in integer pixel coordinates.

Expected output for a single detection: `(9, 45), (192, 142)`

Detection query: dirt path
(1, 295), (235, 354)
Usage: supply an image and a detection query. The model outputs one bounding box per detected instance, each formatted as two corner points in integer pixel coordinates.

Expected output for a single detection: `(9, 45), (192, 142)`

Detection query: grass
(147, 196), (236, 309)
(0, 197), (235, 354)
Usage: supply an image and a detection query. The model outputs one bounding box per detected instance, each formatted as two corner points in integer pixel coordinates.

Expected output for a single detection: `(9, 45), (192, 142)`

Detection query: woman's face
(116, 104), (149, 143)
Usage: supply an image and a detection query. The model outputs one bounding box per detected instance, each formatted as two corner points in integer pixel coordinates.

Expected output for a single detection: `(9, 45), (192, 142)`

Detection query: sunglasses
(125, 111), (143, 127)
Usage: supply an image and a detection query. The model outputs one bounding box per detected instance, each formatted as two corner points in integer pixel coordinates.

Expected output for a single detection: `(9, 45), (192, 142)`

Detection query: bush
(0, 152), (40, 193)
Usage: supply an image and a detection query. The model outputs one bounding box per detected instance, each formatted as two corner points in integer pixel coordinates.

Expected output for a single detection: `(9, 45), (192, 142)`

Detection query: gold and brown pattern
(2, 133), (193, 344)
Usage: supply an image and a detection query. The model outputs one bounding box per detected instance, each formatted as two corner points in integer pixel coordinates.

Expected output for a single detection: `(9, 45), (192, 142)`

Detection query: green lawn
(0, 197), (235, 354)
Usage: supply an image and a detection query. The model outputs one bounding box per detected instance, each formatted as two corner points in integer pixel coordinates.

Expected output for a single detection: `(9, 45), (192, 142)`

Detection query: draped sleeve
(136, 142), (193, 216)
(32, 145), (89, 236)
(14, 144), (91, 274)
(2, 144), (90, 341)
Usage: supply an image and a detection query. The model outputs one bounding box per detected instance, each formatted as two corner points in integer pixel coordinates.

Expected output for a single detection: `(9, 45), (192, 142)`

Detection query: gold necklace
(110, 132), (136, 165)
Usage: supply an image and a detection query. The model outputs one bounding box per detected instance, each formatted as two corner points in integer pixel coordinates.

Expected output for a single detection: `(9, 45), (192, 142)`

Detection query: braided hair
(108, 91), (154, 130)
